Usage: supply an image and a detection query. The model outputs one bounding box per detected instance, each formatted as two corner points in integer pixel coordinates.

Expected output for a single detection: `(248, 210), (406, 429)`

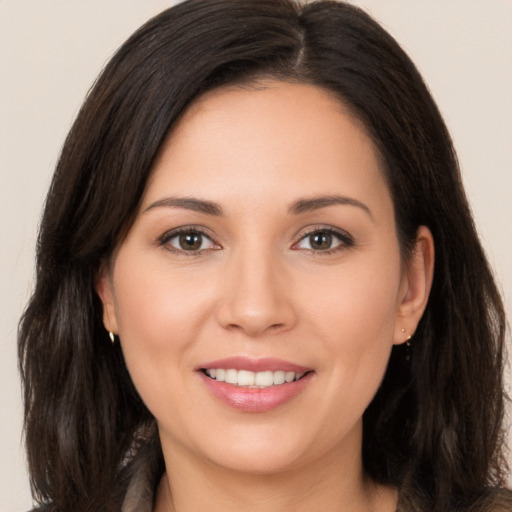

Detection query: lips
(197, 357), (314, 412)
(197, 356), (311, 373)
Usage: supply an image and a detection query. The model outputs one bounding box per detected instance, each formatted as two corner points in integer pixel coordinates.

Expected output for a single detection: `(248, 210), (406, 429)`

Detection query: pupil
(180, 233), (201, 250)
(310, 232), (331, 250)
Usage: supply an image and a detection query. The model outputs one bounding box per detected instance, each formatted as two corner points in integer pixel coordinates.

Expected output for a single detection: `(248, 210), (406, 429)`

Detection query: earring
(109, 331), (116, 344)
(401, 328), (412, 343)
(401, 328), (413, 361)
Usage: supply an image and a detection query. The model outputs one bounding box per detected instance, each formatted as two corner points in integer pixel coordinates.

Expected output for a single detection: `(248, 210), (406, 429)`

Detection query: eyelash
(292, 226), (354, 255)
(158, 226), (354, 256)
(158, 227), (219, 256)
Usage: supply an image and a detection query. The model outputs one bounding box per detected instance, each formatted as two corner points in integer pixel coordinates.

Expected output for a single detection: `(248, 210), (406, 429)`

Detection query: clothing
(120, 453), (407, 512)
(121, 452), (156, 512)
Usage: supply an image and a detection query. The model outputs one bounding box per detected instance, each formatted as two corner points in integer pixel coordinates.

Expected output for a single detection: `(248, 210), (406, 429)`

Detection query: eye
(160, 228), (219, 253)
(294, 228), (353, 253)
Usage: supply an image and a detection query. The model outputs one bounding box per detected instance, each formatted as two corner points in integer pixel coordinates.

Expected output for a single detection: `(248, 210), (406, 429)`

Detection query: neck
(154, 424), (397, 512)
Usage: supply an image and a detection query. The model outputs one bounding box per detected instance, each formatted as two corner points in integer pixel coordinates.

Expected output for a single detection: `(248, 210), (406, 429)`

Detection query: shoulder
(397, 487), (512, 512)
(476, 487), (512, 512)
(463, 488), (512, 512)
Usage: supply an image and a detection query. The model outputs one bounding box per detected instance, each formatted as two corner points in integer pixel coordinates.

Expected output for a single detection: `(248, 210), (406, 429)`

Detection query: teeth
(255, 371), (273, 387)
(225, 369), (238, 384)
(285, 371), (295, 383)
(273, 371), (285, 385)
(237, 370), (255, 386)
(204, 369), (306, 388)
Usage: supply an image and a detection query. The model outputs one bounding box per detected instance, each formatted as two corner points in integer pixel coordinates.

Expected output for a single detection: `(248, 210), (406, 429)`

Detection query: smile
(198, 357), (314, 412)
(203, 369), (305, 388)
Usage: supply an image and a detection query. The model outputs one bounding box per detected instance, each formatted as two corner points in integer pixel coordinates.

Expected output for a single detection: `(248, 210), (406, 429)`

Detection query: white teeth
(204, 369), (306, 388)
(225, 369), (238, 384)
(237, 370), (255, 386)
(273, 371), (285, 385)
(255, 371), (274, 387)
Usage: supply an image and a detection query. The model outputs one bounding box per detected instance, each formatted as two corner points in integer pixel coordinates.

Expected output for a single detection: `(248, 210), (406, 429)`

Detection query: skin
(97, 81), (434, 512)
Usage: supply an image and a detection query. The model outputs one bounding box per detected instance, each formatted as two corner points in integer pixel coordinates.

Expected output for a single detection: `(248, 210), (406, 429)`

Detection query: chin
(205, 443), (309, 475)
(182, 420), (346, 476)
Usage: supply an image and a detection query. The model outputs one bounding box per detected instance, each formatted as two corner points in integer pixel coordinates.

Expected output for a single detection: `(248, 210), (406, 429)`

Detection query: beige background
(1, 1), (511, 510)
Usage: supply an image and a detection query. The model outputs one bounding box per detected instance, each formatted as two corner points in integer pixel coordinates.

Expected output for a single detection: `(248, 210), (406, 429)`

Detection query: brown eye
(294, 228), (353, 253)
(163, 229), (217, 253)
(179, 232), (203, 251)
(308, 231), (333, 250)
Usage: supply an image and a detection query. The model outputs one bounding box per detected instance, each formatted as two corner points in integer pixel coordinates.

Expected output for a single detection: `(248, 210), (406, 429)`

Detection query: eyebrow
(288, 195), (373, 219)
(144, 196), (224, 216)
(144, 194), (372, 219)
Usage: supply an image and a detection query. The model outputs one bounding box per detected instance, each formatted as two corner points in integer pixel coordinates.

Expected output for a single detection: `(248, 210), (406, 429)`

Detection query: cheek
(306, 252), (401, 344)
(110, 252), (214, 408)
(112, 250), (212, 344)
(303, 250), (401, 407)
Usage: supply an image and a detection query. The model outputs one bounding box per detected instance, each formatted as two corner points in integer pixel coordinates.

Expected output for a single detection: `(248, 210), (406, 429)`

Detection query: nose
(215, 247), (297, 337)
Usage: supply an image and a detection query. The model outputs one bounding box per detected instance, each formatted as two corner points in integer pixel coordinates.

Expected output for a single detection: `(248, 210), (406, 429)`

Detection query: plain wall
(1, 1), (510, 510)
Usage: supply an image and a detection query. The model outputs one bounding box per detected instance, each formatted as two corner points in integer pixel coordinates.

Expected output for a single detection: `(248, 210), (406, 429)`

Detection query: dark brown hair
(19, 1), (510, 510)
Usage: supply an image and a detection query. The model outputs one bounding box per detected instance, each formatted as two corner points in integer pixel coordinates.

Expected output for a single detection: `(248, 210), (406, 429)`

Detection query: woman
(18, 0), (510, 511)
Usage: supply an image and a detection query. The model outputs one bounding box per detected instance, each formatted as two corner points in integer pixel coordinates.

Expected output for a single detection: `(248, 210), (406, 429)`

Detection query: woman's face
(98, 81), (430, 475)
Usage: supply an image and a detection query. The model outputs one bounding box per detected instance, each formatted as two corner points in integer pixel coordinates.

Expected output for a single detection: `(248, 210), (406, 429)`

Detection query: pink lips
(198, 356), (311, 374)
(197, 357), (314, 412)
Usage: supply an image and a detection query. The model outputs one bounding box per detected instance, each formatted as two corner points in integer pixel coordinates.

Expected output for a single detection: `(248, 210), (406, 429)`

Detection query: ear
(394, 225), (434, 345)
(96, 261), (119, 335)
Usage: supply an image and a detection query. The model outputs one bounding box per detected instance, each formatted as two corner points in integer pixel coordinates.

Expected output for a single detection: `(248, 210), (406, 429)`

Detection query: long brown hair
(19, 1), (509, 510)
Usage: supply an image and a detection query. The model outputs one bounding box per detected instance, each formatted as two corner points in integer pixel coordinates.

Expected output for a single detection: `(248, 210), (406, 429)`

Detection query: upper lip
(196, 356), (312, 373)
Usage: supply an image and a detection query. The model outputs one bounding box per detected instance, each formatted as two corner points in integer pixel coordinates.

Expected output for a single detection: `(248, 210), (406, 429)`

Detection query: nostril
(215, 280), (298, 336)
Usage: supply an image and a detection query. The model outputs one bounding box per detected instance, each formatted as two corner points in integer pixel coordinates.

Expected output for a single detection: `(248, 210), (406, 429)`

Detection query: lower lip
(198, 371), (314, 412)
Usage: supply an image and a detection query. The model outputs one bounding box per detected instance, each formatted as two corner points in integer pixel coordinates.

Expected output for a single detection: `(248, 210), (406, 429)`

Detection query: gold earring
(401, 328), (412, 346)
(401, 328), (413, 362)
(109, 331), (115, 344)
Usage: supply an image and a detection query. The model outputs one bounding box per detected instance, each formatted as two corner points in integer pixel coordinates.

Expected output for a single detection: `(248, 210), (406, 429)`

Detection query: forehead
(144, 81), (391, 216)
